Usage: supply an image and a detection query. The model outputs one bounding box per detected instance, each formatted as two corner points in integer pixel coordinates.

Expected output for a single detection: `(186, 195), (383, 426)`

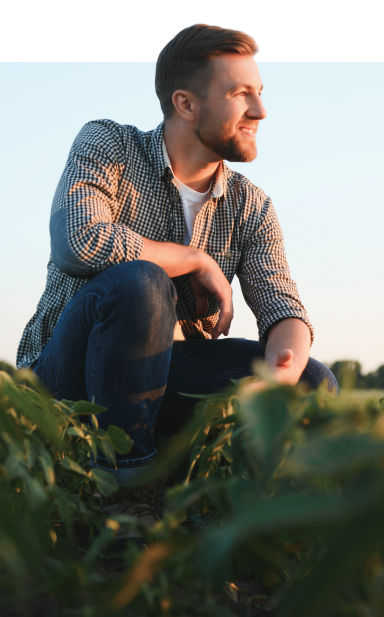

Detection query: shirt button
(173, 194), (180, 203)
(224, 251), (232, 260)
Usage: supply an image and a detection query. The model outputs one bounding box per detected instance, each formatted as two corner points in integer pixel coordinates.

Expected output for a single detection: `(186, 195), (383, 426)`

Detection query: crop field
(1, 362), (384, 617)
(350, 390), (384, 402)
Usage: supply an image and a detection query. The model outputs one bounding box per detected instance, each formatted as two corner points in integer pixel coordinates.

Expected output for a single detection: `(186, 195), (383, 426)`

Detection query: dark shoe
(102, 480), (162, 540)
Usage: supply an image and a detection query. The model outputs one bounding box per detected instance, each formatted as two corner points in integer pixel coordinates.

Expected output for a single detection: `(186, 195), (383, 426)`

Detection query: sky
(0, 1), (383, 373)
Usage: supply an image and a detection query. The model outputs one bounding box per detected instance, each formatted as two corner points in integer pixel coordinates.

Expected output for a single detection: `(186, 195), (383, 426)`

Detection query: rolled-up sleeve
(237, 195), (314, 350)
(50, 121), (144, 278)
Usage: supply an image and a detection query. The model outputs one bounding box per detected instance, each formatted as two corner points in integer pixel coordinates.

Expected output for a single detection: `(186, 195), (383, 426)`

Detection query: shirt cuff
(127, 228), (145, 261)
(258, 310), (314, 351)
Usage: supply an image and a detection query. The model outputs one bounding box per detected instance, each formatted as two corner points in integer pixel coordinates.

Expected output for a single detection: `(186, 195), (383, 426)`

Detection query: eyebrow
(228, 83), (264, 94)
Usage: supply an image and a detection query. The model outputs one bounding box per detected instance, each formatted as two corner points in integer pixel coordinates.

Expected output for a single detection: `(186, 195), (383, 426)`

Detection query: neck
(163, 119), (221, 193)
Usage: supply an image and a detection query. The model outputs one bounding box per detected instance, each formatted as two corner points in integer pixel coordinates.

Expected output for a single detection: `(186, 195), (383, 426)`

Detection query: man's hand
(265, 319), (311, 386)
(189, 266), (233, 340)
(239, 320), (311, 398)
(139, 238), (233, 338)
(269, 348), (296, 385)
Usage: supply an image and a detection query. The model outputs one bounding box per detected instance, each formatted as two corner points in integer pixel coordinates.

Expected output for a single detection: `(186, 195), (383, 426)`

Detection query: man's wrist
(188, 247), (211, 274)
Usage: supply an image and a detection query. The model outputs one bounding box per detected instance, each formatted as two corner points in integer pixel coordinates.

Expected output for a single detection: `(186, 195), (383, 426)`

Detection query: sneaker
(102, 480), (162, 540)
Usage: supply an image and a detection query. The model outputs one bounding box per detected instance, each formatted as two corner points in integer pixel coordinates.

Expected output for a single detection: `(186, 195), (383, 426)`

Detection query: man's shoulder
(72, 119), (162, 160)
(225, 165), (269, 211)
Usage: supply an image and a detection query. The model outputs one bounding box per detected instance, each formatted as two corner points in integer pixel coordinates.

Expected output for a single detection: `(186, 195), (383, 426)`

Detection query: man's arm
(50, 122), (233, 336)
(237, 192), (314, 351)
(50, 122), (145, 278)
(264, 318), (311, 385)
(139, 238), (233, 339)
(235, 190), (313, 387)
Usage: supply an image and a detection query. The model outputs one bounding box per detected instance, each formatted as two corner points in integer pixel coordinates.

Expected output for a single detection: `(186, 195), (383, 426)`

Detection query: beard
(195, 106), (257, 163)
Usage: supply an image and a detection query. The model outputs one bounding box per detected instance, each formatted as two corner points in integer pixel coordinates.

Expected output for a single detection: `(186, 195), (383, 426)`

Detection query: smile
(239, 127), (256, 136)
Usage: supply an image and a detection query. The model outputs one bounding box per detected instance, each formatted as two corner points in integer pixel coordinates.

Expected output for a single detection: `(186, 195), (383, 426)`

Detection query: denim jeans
(33, 261), (338, 484)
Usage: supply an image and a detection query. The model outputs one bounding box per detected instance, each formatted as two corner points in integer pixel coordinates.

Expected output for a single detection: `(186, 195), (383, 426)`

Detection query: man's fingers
(273, 348), (294, 368)
(211, 301), (233, 339)
(189, 267), (233, 338)
(221, 317), (232, 337)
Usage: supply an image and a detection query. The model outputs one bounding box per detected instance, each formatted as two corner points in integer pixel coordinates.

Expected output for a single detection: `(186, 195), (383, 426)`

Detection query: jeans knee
(135, 260), (175, 300)
(301, 358), (340, 393)
(108, 261), (174, 301)
(104, 261), (177, 326)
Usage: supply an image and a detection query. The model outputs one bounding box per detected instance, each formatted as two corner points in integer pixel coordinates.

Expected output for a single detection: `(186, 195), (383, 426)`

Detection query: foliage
(361, 365), (384, 390)
(0, 367), (132, 594)
(2, 364), (384, 616)
(329, 359), (384, 390)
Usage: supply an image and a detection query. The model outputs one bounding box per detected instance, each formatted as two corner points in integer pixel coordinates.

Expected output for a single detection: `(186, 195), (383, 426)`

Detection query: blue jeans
(34, 261), (338, 482)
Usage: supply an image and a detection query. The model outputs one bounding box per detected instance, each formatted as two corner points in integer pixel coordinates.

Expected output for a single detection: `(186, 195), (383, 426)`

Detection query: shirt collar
(150, 121), (228, 200)
(211, 161), (229, 200)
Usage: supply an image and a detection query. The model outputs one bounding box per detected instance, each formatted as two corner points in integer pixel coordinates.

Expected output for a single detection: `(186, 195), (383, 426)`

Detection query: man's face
(194, 53), (266, 162)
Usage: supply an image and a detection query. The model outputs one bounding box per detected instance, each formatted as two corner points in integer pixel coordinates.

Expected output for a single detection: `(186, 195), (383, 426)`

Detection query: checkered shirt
(17, 119), (314, 369)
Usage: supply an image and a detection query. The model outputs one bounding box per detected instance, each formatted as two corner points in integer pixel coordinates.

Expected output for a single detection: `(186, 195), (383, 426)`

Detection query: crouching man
(17, 24), (338, 531)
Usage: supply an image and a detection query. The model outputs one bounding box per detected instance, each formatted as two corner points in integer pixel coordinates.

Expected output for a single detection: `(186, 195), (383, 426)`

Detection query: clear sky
(0, 60), (383, 372)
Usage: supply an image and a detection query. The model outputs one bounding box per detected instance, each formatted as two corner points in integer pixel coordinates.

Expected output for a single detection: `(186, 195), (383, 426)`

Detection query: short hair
(155, 24), (258, 119)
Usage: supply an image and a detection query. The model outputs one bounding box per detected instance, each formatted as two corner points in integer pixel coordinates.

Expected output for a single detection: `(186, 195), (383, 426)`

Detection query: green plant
(2, 365), (384, 617)
(0, 368), (132, 596)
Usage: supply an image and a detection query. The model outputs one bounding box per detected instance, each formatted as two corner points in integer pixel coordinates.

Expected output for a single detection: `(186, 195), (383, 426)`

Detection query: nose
(247, 93), (267, 120)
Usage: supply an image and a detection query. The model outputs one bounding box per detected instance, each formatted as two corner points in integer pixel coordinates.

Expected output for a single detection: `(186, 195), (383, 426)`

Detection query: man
(17, 24), (337, 526)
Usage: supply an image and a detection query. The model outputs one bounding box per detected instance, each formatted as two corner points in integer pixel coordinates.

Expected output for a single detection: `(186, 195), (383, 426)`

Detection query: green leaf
(24, 476), (47, 510)
(90, 468), (118, 497)
(166, 477), (211, 512)
(178, 391), (227, 400)
(24, 438), (38, 470)
(96, 437), (116, 467)
(241, 388), (292, 481)
(73, 401), (107, 416)
(37, 446), (55, 488)
(106, 425), (133, 454)
(2, 383), (62, 448)
(83, 433), (98, 462)
(60, 457), (89, 477)
(4, 449), (30, 481)
(209, 413), (241, 427)
(0, 407), (24, 445)
(52, 485), (73, 539)
(67, 426), (85, 438)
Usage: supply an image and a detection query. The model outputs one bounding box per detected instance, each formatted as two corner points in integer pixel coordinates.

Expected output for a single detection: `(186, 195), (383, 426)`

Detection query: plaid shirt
(17, 120), (313, 369)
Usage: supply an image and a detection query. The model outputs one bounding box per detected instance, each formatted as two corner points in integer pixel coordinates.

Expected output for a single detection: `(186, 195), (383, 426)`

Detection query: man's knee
(99, 260), (177, 309)
(300, 358), (339, 393)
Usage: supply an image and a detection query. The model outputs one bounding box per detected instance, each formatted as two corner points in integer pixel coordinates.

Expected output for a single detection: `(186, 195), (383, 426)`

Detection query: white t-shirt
(173, 176), (211, 245)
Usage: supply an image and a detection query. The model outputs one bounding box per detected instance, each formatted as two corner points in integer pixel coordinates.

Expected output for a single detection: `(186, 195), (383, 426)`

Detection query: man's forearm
(265, 318), (311, 384)
(138, 237), (234, 338)
(138, 238), (206, 277)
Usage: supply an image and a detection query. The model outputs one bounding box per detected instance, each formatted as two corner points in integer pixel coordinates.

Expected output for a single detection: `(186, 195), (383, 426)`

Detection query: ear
(171, 89), (199, 123)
